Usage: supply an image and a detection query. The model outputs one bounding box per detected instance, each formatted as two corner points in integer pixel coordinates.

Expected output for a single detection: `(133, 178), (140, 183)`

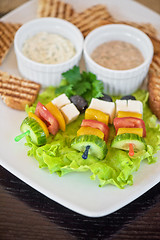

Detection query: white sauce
(22, 32), (76, 64)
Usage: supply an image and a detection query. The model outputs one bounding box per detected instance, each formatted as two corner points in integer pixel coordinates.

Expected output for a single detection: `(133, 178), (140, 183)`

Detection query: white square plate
(0, 0), (160, 217)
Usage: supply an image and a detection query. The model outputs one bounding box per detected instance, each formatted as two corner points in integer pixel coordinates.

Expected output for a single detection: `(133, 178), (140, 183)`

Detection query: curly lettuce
(24, 88), (160, 189)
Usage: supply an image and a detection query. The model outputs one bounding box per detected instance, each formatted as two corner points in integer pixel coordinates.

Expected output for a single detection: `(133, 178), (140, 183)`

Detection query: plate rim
(0, 0), (160, 218)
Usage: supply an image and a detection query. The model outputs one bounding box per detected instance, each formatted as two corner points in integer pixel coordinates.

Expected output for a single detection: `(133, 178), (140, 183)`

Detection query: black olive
(121, 95), (136, 100)
(70, 95), (88, 113)
(99, 93), (113, 102)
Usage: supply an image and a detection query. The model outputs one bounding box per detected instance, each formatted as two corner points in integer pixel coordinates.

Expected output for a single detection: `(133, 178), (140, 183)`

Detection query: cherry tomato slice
(113, 117), (146, 137)
(45, 102), (66, 131)
(81, 119), (110, 142)
(35, 102), (59, 135)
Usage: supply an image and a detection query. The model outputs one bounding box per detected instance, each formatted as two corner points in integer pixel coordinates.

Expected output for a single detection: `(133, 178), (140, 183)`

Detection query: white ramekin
(83, 24), (154, 96)
(14, 18), (84, 87)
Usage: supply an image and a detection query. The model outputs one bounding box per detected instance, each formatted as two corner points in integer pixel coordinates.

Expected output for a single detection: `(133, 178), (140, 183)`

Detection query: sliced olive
(70, 95), (88, 113)
(121, 95), (136, 100)
(99, 93), (113, 102)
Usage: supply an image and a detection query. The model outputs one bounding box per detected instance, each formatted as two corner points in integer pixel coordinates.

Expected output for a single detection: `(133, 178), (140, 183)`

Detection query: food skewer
(15, 92), (146, 160)
(72, 95), (115, 159)
(15, 93), (80, 146)
(111, 95), (147, 156)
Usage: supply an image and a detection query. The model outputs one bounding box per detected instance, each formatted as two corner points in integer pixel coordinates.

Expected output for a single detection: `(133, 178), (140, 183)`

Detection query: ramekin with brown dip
(83, 24), (153, 95)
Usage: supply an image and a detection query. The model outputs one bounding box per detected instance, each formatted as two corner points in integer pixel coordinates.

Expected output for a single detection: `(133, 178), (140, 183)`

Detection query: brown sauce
(91, 41), (144, 70)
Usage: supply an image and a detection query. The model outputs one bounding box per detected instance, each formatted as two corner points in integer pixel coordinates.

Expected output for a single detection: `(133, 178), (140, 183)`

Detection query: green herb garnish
(55, 66), (104, 102)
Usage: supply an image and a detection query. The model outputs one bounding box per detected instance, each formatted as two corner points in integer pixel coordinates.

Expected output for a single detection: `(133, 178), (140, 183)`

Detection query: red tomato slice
(113, 117), (146, 137)
(35, 102), (59, 135)
(81, 119), (109, 142)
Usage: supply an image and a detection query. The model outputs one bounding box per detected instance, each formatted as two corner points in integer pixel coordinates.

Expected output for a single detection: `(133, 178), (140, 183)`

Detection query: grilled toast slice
(148, 51), (160, 119)
(0, 71), (41, 110)
(37, 0), (75, 20)
(68, 4), (113, 37)
(0, 21), (21, 65)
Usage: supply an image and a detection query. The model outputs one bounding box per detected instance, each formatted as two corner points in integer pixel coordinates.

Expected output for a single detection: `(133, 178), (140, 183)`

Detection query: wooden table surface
(0, 1), (160, 239)
(1, 165), (160, 240)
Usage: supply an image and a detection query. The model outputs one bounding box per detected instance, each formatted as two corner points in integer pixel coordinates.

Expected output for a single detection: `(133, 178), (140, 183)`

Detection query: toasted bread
(148, 53), (160, 119)
(0, 21), (21, 65)
(109, 19), (158, 39)
(68, 4), (112, 37)
(0, 71), (41, 110)
(149, 37), (160, 55)
(37, 0), (75, 20)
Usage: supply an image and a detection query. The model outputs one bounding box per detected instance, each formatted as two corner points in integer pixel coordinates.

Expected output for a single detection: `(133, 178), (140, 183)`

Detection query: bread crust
(0, 21), (21, 65)
(37, 0), (74, 20)
(68, 4), (113, 37)
(0, 71), (41, 110)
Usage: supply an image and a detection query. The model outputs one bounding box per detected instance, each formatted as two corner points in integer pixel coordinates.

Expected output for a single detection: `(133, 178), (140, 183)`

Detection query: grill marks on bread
(0, 22), (21, 65)
(37, 0), (74, 20)
(1, 0), (160, 118)
(148, 35), (160, 118)
(0, 71), (41, 110)
(68, 5), (113, 37)
(148, 53), (160, 119)
(37, 1), (112, 37)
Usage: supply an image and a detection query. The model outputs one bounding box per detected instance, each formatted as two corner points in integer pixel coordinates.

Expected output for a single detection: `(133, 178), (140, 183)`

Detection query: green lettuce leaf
(24, 88), (160, 189)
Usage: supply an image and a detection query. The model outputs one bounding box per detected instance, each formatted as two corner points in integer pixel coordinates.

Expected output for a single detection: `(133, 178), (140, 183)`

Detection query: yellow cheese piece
(77, 126), (104, 140)
(28, 112), (49, 137)
(117, 111), (142, 119)
(117, 128), (143, 137)
(85, 108), (109, 125)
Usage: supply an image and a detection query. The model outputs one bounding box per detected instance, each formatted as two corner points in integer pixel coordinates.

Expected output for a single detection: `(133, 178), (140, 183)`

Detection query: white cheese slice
(61, 103), (80, 124)
(88, 98), (115, 123)
(115, 100), (128, 113)
(128, 100), (143, 114)
(52, 93), (71, 108)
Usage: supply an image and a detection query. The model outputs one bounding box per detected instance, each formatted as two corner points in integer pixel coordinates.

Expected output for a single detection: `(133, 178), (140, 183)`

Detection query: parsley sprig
(55, 66), (104, 102)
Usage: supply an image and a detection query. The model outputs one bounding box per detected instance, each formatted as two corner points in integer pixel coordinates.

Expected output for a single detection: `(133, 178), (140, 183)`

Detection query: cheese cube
(88, 98), (115, 123)
(128, 100), (143, 115)
(61, 103), (80, 124)
(116, 100), (128, 113)
(52, 93), (71, 109)
(116, 99), (143, 115)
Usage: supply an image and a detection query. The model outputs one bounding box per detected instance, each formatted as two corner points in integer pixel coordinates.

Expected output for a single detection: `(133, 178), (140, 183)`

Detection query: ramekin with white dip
(83, 24), (154, 95)
(14, 18), (84, 86)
